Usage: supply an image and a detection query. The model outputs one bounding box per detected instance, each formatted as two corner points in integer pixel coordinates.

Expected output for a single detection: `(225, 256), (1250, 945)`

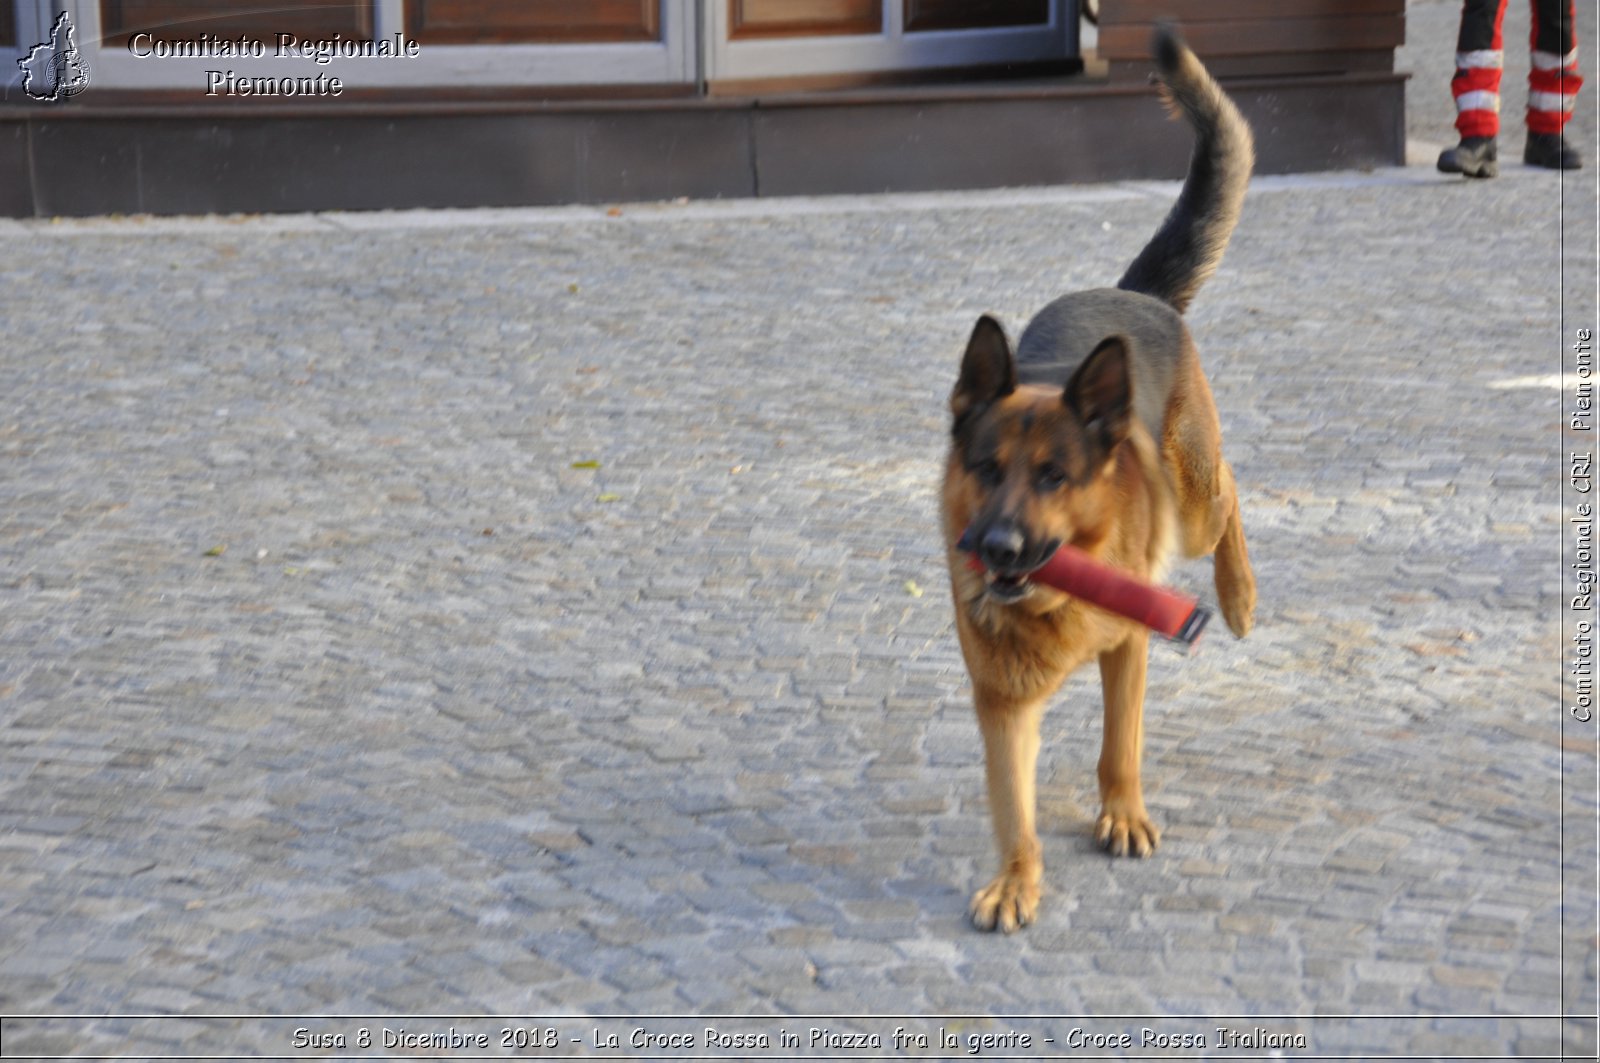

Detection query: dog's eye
(972, 459), (1003, 486)
(1036, 464), (1067, 491)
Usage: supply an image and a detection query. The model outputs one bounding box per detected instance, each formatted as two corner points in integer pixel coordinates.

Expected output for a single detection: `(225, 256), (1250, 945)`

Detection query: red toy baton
(960, 530), (1211, 651)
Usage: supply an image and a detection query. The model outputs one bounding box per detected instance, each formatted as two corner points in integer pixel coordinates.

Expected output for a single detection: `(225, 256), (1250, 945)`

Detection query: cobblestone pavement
(2, 74), (1599, 1063)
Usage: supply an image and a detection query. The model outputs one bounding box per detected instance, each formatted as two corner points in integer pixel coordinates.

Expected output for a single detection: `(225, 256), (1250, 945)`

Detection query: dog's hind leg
(1175, 452), (1255, 637)
(1211, 464), (1256, 637)
(1095, 630), (1161, 857)
(1165, 356), (1255, 637)
(1163, 358), (1230, 554)
(969, 690), (1045, 933)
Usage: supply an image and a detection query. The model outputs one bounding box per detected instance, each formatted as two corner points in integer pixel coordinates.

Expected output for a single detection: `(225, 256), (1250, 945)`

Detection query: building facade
(0, 2), (1404, 216)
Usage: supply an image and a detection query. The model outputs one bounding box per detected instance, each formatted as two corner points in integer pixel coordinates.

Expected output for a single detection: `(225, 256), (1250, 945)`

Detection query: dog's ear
(1065, 335), (1133, 453)
(951, 315), (1016, 427)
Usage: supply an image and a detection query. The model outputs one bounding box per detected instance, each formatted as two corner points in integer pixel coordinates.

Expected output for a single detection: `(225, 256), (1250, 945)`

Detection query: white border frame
(704, 0), (1075, 83)
(58, 0), (696, 91)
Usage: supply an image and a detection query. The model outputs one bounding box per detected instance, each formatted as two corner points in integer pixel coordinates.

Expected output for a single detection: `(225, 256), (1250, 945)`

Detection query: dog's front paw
(969, 869), (1041, 933)
(1094, 799), (1161, 858)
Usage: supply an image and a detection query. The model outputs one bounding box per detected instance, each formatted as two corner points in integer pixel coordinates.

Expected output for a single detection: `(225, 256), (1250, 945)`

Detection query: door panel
(707, 0), (1073, 84)
(730, 0), (882, 40)
(407, 0), (661, 45)
(904, 0), (1048, 33)
(98, 0), (371, 44)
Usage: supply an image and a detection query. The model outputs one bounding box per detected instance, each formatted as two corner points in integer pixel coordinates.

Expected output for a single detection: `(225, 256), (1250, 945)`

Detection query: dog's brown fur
(940, 27), (1257, 933)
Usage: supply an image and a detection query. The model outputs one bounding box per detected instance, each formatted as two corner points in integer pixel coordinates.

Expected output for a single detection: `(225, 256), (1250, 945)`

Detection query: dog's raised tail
(1116, 24), (1254, 315)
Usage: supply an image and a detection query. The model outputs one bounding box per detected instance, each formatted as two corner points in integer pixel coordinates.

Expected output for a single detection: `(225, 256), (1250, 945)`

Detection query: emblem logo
(19, 12), (91, 102)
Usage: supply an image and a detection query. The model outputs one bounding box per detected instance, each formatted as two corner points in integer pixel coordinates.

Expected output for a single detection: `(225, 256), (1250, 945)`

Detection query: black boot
(1437, 136), (1499, 178)
(1524, 132), (1583, 169)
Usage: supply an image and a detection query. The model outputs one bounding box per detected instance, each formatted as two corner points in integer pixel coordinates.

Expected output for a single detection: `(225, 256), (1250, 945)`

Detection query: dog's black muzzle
(958, 524), (1061, 603)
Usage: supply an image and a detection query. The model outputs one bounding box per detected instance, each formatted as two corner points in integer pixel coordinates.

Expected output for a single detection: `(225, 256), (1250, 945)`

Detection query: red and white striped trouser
(1451, 0), (1583, 137)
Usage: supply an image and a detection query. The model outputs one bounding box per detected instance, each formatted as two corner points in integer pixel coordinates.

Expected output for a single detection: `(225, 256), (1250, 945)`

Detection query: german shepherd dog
(942, 26), (1257, 933)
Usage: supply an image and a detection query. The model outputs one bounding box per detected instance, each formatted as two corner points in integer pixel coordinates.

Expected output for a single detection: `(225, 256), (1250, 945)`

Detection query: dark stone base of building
(0, 73), (1404, 218)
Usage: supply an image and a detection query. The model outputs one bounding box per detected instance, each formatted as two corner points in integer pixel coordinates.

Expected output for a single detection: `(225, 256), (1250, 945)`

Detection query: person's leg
(1441, 0), (1511, 176)
(1525, 0), (1583, 168)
